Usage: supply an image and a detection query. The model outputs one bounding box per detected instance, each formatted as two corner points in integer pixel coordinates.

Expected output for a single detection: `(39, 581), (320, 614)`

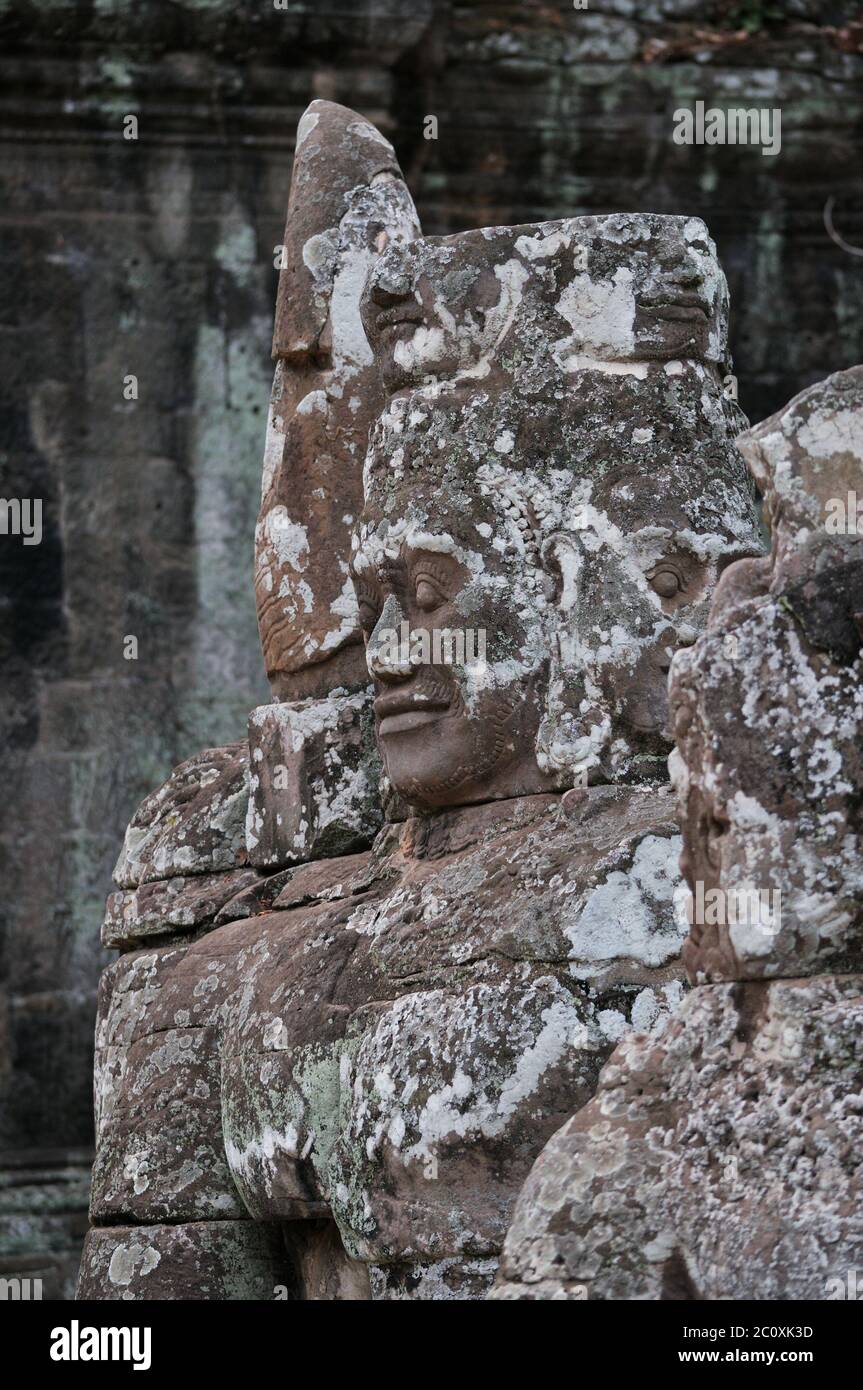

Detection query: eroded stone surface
(673, 364), (863, 982)
(245, 690), (382, 868)
(102, 868), (262, 949)
(494, 975), (863, 1300)
(89, 787), (687, 1280)
(493, 366), (863, 1301)
(89, 948), (246, 1225)
(77, 1221), (290, 1301)
(112, 745), (249, 889)
(256, 99), (421, 700)
(282, 1219), (371, 1300)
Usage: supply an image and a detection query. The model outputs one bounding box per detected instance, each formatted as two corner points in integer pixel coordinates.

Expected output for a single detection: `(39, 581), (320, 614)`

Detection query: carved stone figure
(493, 365), (863, 1301)
(248, 100), (421, 867)
(77, 102), (761, 1301)
(355, 213), (761, 801)
(256, 98), (420, 701)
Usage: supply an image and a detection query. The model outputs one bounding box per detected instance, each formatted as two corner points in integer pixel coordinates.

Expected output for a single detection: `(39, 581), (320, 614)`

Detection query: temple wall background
(0, 0), (861, 1297)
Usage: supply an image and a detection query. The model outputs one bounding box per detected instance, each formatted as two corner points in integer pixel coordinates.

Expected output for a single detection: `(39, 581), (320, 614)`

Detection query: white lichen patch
(566, 834), (686, 978)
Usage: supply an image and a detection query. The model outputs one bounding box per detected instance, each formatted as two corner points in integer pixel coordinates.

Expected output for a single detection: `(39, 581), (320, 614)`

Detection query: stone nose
(371, 284), (413, 309)
(370, 263), (415, 307)
(666, 253), (703, 289)
(366, 595), (412, 682)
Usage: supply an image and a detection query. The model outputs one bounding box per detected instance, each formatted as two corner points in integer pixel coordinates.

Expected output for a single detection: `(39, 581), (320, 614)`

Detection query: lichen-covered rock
(672, 364), (863, 982)
(354, 212), (762, 805)
(493, 366), (863, 1301)
(369, 1258), (499, 1302)
(102, 868), (262, 949)
(494, 974), (863, 1301)
(256, 99), (421, 701)
(87, 787), (686, 1293)
(89, 947), (245, 1225)
(112, 745), (250, 889)
(245, 691), (383, 868)
(77, 1221), (290, 1301)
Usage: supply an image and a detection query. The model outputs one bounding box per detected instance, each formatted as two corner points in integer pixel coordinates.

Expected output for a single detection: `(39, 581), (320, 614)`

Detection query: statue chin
(378, 696), (553, 811)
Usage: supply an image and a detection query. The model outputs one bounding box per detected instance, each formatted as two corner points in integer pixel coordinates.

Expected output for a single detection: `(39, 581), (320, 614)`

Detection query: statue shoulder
(104, 744), (258, 951)
(113, 743), (250, 889)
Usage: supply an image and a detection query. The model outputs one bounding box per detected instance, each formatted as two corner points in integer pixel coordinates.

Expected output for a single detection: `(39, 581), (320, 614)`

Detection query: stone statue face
(363, 214), (730, 394)
(554, 357), (767, 772)
(255, 100), (421, 700)
(561, 462), (739, 766)
(351, 482), (554, 810)
(355, 214), (762, 809)
(669, 366), (863, 982)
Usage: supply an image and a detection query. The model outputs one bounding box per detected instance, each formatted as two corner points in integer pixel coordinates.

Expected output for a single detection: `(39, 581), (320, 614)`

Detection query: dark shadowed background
(1, 0), (861, 1296)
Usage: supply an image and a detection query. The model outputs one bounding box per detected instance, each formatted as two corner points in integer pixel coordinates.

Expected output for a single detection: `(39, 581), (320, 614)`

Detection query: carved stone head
(255, 100), (421, 701)
(352, 214), (763, 809)
(670, 365), (863, 981)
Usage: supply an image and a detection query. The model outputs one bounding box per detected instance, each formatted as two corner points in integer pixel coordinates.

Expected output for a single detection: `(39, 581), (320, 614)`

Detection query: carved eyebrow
(350, 550), (407, 585)
(644, 545), (698, 561)
(401, 529), (462, 558)
(406, 546), (461, 568)
(629, 526), (703, 552)
(379, 551), (463, 589)
(667, 536), (727, 561)
(644, 550), (704, 574)
(351, 531), (465, 581)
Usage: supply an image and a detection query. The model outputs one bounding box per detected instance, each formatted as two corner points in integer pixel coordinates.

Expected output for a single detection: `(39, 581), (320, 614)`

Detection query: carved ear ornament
(475, 461), (549, 571)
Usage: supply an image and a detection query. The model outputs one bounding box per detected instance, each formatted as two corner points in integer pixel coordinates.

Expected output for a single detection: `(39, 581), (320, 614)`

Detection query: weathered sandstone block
(112, 744), (249, 890)
(245, 691), (382, 869)
(89, 947), (245, 1225)
(102, 868), (261, 949)
(77, 1221), (290, 1301)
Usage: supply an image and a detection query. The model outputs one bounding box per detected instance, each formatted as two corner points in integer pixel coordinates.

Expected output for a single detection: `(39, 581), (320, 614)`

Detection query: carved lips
(373, 688), (452, 736)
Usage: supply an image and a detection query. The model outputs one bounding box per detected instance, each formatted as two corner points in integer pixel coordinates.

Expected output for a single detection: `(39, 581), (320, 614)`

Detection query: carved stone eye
(415, 577), (444, 611)
(651, 568), (682, 598)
